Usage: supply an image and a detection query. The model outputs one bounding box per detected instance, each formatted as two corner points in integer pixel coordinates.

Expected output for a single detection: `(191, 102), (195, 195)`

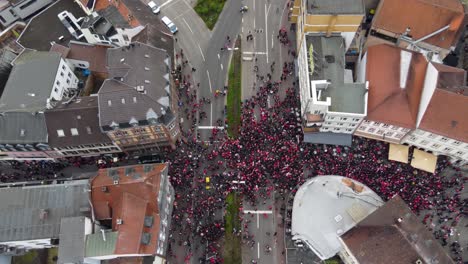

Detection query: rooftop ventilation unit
(116, 219), (123, 225)
(141, 233), (151, 245)
(113, 180), (119, 185)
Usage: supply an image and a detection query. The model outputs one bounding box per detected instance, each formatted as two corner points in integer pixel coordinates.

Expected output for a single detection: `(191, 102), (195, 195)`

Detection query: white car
(148, 1), (161, 14)
(161, 16), (178, 34)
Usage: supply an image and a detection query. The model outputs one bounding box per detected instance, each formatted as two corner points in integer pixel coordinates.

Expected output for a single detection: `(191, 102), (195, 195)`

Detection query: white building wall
(49, 58), (79, 101)
(356, 120), (411, 142)
(0, 238), (52, 249)
(416, 63), (438, 127)
(403, 129), (468, 162)
(298, 36), (310, 117)
(356, 52), (367, 83)
(321, 112), (363, 134)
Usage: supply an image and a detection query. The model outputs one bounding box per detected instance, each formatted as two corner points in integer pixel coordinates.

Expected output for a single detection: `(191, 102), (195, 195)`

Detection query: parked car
(161, 16), (178, 34)
(148, 1), (161, 14)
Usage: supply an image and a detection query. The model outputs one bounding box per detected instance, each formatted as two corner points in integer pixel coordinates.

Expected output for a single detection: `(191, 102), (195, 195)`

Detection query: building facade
(0, 0), (55, 28)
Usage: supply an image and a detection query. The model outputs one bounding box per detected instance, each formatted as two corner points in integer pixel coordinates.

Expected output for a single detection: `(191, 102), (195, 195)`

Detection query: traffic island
(223, 192), (242, 264)
(194, 0), (227, 30)
(226, 38), (242, 138)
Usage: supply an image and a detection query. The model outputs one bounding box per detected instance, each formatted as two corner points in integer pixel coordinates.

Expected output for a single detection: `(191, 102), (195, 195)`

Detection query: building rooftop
(0, 180), (90, 243)
(291, 176), (383, 260)
(17, 0), (86, 51)
(57, 216), (90, 264)
(307, 0), (364, 15)
(341, 195), (454, 264)
(372, 0), (465, 49)
(99, 42), (174, 129)
(306, 35), (367, 114)
(0, 112), (48, 144)
(89, 164), (168, 256)
(419, 89), (468, 142)
(365, 44), (428, 128)
(44, 96), (113, 148)
(65, 41), (109, 74)
(0, 50), (61, 112)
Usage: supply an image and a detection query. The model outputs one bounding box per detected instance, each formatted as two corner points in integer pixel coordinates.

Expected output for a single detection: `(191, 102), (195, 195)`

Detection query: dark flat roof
(17, 0), (86, 51)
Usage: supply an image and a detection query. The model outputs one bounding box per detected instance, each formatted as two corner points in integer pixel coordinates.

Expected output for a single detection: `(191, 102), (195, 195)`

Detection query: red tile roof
(67, 42), (109, 74)
(366, 44), (428, 128)
(373, 0), (465, 49)
(90, 164), (167, 255)
(419, 88), (468, 142)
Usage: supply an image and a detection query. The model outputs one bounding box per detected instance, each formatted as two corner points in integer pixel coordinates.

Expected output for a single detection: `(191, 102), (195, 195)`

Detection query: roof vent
(116, 219), (123, 225)
(396, 217), (403, 223)
(144, 67), (150, 71)
(144, 54), (150, 58)
(101, 186), (109, 192)
(113, 180), (119, 185)
(415, 260), (423, 264)
(20, 129), (25, 137)
(120, 58), (125, 63)
(144, 216), (154, 228)
(325, 55), (335, 63)
(39, 209), (48, 220)
(141, 233), (151, 245)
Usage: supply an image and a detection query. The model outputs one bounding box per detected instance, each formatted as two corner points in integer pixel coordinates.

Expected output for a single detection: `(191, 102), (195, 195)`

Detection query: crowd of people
(0, 24), (465, 264)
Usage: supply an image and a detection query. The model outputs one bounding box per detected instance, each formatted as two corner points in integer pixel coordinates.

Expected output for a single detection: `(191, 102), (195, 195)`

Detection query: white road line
(257, 242), (260, 259)
(198, 43), (205, 61)
(253, 0), (256, 28)
(271, 34), (274, 50)
(217, 53), (220, 60)
(257, 214), (259, 228)
(207, 70), (212, 92)
(265, 4), (270, 63)
(182, 18), (193, 34)
(160, 0), (177, 8)
(242, 51), (267, 55)
(197, 126), (225, 129)
(220, 63), (223, 70)
(243, 210), (273, 214)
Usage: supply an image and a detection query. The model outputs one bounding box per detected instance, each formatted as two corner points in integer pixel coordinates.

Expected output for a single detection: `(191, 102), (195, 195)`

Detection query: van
(148, 1), (160, 14)
(161, 16), (178, 34)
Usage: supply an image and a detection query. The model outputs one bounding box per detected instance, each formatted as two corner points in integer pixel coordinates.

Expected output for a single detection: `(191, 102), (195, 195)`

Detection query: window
(364, 120), (371, 124)
(341, 117), (348, 121)
(86, 126), (92, 134)
(453, 141), (461, 146)
(70, 128), (79, 136)
(329, 116), (335, 120)
(54, 88), (58, 92)
(440, 137), (448, 142)
(444, 147), (452, 152)
(421, 140), (429, 145)
(107, 100), (112, 106)
(133, 97), (137, 103)
(428, 133), (437, 139)
(374, 122), (381, 126)
(334, 128), (340, 131)
(62, 65), (66, 70)
(60, 72), (64, 77)
(121, 98), (126, 104)
(66, 79), (70, 84)
(368, 128), (376, 133)
(68, 72), (72, 78)
(432, 143), (441, 149)
(456, 151), (464, 156)
(385, 132), (394, 137)
(395, 134), (404, 138)
(359, 126), (367, 131)
(56, 80), (60, 86)
(376, 130), (385, 135)
(57, 129), (65, 137)
(391, 126), (398, 130)
(0, 16), (5, 23)
(353, 118), (360, 122)
(338, 123), (344, 126)
(78, 63), (86, 67)
(382, 124), (389, 128)
(350, 124), (356, 127)
(346, 129), (353, 132)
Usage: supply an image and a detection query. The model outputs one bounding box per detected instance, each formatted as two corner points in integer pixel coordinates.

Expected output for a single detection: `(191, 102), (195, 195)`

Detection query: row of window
(327, 116), (361, 122)
(57, 127), (92, 137)
(321, 127), (354, 133)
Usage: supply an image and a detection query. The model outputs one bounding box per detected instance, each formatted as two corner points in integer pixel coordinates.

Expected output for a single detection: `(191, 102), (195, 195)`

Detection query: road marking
(217, 53), (220, 60)
(197, 126), (225, 129)
(182, 18), (193, 34)
(207, 70), (212, 92)
(265, 4), (270, 63)
(210, 104), (213, 125)
(257, 242), (260, 259)
(257, 214), (259, 228)
(173, 9), (190, 21)
(243, 51), (267, 55)
(160, 0), (178, 8)
(220, 63), (223, 70)
(243, 210), (273, 214)
(198, 43), (205, 61)
(271, 34), (274, 50)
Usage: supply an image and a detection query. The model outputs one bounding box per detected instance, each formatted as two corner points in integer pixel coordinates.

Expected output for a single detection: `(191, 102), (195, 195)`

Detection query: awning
(388, 144), (409, 164)
(411, 149), (438, 173)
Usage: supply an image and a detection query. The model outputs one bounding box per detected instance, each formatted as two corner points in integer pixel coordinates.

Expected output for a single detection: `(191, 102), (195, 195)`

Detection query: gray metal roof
(0, 112), (48, 144)
(291, 176), (383, 260)
(84, 231), (118, 257)
(0, 180), (90, 243)
(0, 50), (61, 112)
(307, 35), (367, 114)
(57, 216), (87, 264)
(307, 0), (365, 14)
